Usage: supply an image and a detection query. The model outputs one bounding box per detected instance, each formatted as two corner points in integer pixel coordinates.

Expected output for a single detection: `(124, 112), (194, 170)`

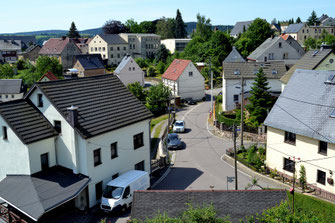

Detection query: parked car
(185, 98), (196, 105)
(167, 133), (182, 150)
(173, 120), (185, 133)
(100, 170), (150, 213)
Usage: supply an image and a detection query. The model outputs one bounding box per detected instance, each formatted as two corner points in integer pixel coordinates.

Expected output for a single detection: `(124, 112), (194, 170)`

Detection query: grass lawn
(151, 114), (168, 131)
(287, 191), (335, 222)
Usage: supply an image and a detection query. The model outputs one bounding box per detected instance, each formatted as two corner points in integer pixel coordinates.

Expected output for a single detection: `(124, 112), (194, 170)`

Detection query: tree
(156, 61), (166, 74)
(125, 19), (143, 33)
(155, 44), (170, 62)
(175, 9), (187, 38)
(35, 56), (63, 78)
(102, 20), (128, 34)
(135, 58), (149, 68)
(156, 18), (176, 39)
(192, 13), (212, 41)
(146, 83), (171, 116)
(304, 37), (318, 50)
(147, 66), (157, 77)
(246, 68), (273, 127)
(139, 21), (156, 33)
(296, 17), (302, 23)
(299, 165), (307, 192)
(307, 10), (319, 26)
(0, 64), (15, 78)
(67, 22), (80, 38)
(207, 31), (232, 67)
(127, 82), (147, 102)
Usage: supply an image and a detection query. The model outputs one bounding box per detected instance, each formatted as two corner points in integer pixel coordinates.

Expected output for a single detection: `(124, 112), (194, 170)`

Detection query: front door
(41, 153), (49, 171)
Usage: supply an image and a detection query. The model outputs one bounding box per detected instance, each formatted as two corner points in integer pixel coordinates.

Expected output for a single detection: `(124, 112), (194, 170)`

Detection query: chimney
(67, 105), (79, 127)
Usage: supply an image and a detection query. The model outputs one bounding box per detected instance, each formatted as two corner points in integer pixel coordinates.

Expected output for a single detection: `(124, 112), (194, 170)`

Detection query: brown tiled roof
(280, 34), (289, 40)
(280, 48), (333, 84)
(162, 59), (191, 81)
(223, 61), (287, 79)
(38, 71), (59, 81)
(39, 38), (70, 55)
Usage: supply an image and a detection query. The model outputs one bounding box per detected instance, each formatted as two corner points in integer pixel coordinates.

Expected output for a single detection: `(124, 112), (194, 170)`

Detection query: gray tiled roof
(76, 54), (105, 70)
(131, 190), (287, 223)
(265, 69), (335, 143)
(32, 75), (153, 139)
(280, 48), (333, 84)
(23, 44), (41, 54)
(0, 166), (90, 221)
(230, 20), (253, 36)
(114, 55), (131, 74)
(224, 46), (246, 62)
(99, 34), (128, 45)
(0, 99), (58, 144)
(0, 36), (36, 48)
(0, 79), (23, 94)
(247, 37), (279, 60)
(284, 23), (304, 33)
(0, 40), (21, 51)
(223, 61), (287, 79)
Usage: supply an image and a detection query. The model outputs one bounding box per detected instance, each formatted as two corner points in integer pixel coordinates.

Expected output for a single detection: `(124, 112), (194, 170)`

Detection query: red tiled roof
(280, 34), (289, 40)
(162, 59), (191, 81)
(39, 38), (70, 55)
(38, 71), (59, 82)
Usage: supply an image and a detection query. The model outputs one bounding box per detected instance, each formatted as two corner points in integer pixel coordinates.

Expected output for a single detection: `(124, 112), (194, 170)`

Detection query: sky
(1, 0), (335, 33)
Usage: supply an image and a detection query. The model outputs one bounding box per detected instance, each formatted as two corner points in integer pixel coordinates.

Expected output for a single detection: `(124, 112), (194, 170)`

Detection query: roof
(99, 34), (128, 45)
(284, 23), (304, 33)
(38, 71), (59, 82)
(224, 46), (246, 62)
(0, 99), (58, 144)
(120, 33), (160, 37)
(0, 79), (23, 94)
(114, 55), (132, 74)
(28, 75), (153, 139)
(23, 44), (41, 54)
(280, 34), (290, 40)
(107, 170), (148, 187)
(230, 20), (253, 36)
(0, 36), (36, 47)
(39, 38), (71, 55)
(131, 190), (287, 223)
(0, 40), (21, 51)
(162, 59), (191, 81)
(271, 23), (281, 31)
(247, 37), (282, 60)
(280, 48), (333, 84)
(265, 69), (335, 144)
(223, 61), (287, 79)
(75, 54), (105, 70)
(0, 166), (90, 221)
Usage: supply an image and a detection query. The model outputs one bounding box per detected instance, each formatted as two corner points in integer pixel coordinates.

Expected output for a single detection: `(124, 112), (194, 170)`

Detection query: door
(122, 186), (132, 207)
(41, 153), (49, 171)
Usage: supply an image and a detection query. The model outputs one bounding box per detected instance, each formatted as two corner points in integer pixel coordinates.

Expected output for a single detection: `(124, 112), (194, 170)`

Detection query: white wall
(0, 93), (24, 102)
(266, 127), (335, 194)
(86, 119), (151, 207)
(0, 116), (30, 180)
(116, 58), (144, 86)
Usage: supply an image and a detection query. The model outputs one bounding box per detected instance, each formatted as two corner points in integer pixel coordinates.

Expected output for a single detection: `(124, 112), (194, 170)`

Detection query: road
(154, 100), (280, 190)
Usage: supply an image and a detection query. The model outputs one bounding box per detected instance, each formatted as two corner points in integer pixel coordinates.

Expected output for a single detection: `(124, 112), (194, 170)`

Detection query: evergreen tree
(155, 44), (170, 62)
(175, 9), (187, 38)
(307, 10), (319, 26)
(192, 13), (212, 41)
(67, 22), (80, 38)
(156, 17), (175, 39)
(296, 17), (302, 23)
(246, 68), (273, 127)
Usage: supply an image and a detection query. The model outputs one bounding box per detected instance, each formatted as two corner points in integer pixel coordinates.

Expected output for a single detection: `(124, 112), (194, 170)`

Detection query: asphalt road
(154, 100), (280, 190)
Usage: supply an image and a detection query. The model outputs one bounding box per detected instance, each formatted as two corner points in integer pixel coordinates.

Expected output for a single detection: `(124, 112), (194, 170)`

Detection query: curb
(151, 166), (172, 189)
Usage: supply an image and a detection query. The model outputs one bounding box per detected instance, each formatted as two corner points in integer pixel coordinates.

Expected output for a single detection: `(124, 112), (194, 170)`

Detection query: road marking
(220, 154), (252, 178)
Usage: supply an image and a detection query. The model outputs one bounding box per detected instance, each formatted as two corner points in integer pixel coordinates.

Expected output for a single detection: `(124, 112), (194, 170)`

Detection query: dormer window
(38, 94), (43, 107)
(234, 69), (240, 75)
(2, 126), (7, 140)
(279, 42), (282, 48)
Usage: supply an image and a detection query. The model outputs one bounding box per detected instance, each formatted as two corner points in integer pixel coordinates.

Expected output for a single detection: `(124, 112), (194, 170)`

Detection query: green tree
(175, 9), (187, 38)
(183, 36), (208, 63)
(296, 17), (302, 23)
(125, 19), (143, 33)
(246, 68), (273, 127)
(146, 83), (171, 116)
(135, 58), (149, 68)
(156, 61), (166, 74)
(304, 37), (318, 50)
(0, 64), (15, 78)
(127, 82), (147, 102)
(139, 21), (156, 33)
(307, 10), (319, 26)
(192, 13), (212, 41)
(35, 56), (63, 78)
(208, 31), (232, 67)
(147, 66), (157, 77)
(156, 18), (176, 39)
(155, 44), (170, 62)
(102, 20), (128, 34)
(67, 21), (80, 38)
(299, 165), (307, 192)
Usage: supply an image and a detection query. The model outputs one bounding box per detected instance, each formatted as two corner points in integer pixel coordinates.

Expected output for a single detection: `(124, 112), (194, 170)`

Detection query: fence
(0, 205), (28, 223)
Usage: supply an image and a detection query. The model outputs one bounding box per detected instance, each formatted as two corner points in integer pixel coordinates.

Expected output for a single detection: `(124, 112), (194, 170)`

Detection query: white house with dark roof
(265, 69), (335, 201)
(114, 55), (144, 86)
(230, 20), (253, 38)
(0, 75), (153, 221)
(224, 46), (246, 63)
(0, 79), (25, 102)
(162, 59), (205, 101)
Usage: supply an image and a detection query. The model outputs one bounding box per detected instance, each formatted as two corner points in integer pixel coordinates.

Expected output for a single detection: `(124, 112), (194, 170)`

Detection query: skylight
(330, 109), (335, 118)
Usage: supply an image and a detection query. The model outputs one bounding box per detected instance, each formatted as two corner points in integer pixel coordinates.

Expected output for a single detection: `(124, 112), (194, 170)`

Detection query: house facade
(114, 55), (144, 86)
(0, 40), (22, 63)
(222, 61), (286, 111)
(18, 44), (41, 62)
(230, 20), (253, 38)
(73, 54), (106, 77)
(0, 79), (25, 102)
(162, 59), (205, 101)
(265, 69), (335, 200)
(161, 39), (191, 53)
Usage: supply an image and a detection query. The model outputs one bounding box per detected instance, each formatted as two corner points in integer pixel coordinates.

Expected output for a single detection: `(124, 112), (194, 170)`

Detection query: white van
(100, 170), (150, 213)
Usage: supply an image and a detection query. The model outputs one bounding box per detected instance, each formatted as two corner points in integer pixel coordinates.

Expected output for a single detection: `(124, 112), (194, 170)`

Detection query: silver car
(173, 120), (185, 133)
(167, 133), (182, 150)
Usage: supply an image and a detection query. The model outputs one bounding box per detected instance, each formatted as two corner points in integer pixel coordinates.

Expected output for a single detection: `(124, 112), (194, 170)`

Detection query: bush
(156, 61), (166, 74)
(299, 165), (307, 192)
(147, 66), (157, 77)
(215, 95), (222, 104)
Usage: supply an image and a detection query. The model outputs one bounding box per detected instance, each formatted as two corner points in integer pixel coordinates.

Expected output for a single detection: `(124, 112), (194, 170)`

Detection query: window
(279, 42), (282, 48)
(189, 71), (193, 77)
(317, 170), (326, 185)
(284, 131), (296, 144)
(111, 54), (113, 58)
(37, 94), (43, 107)
(102, 47), (105, 51)
(11, 95), (14, 98)
(269, 53), (274, 60)
(112, 173), (119, 180)
(133, 132), (144, 149)
(133, 44), (135, 49)
(319, 141), (327, 155)
(234, 69), (240, 75)
(95, 181), (103, 200)
(233, 94), (239, 102)
(130, 45), (132, 49)
(124, 46), (126, 50)
(110, 47), (113, 51)
(98, 47), (101, 52)
(283, 158), (295, 173)
(93, 148), (101, 166)
(117, 54), (120, 58)
(5, 95), (8, 98)
(95, 47), (97, 51)
(135, 160), (145, 171)
(2, 126), (8, 140)
(307, 29), (309, 33)
(133, 67), (135, 71)
(111, 142), (118, 159)
(302, 29), (305, 33)
(264, 56), (267, 62)
(40, 153), (49, 171)
(54, 120), (61, 134)
(129, 67), (131, 71)
(117, 47), (120, 51)
(91, 47), (93, 51)
(283, 53), (288, 59)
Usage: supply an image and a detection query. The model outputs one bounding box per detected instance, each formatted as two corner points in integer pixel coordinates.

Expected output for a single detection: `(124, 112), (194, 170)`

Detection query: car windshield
(175, 122), (184, 126)
(103, 186), (124, 199)
(168, 134), (179, 140)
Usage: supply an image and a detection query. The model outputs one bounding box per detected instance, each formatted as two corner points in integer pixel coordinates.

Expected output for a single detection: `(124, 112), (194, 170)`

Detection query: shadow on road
(154, 167), (204, 190)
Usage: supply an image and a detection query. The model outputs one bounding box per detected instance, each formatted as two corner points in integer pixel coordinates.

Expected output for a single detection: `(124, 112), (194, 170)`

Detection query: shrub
(299, 165), (307, 192)
(147, 66), (157, 77)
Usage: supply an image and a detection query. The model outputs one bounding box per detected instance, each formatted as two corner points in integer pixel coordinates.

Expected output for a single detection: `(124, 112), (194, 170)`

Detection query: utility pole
(291, 156), (298, 215)
(209, 57), (213, 113)
(240, 77), (244, 147)
(233, 123), (238, 190)
(173, 82), (176, 120)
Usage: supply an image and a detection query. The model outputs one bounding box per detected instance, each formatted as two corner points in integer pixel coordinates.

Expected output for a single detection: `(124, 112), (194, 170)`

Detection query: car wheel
(121, 204), (127, 213)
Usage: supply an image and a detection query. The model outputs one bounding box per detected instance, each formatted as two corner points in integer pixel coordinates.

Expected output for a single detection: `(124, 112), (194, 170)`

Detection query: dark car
(185, 98), (196, 105)
(167, 133), (182, 150)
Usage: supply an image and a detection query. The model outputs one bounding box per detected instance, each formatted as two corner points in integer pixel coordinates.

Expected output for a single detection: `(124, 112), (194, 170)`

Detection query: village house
(0, 35), (36, 50)
(224, 46), (246, 63)
(38, 71), (59, 82)
(265, 69), (335, 201)
(230, 20), (253, 38)
(114, 55), (144, 86)
(0, 75), (152, 221)
(18, 44), (41, 62)
(0, 40), (22, 63)
(73, 54), (106, 77)
(162, 59), (205, 101)
(0, 79), (25, 102)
